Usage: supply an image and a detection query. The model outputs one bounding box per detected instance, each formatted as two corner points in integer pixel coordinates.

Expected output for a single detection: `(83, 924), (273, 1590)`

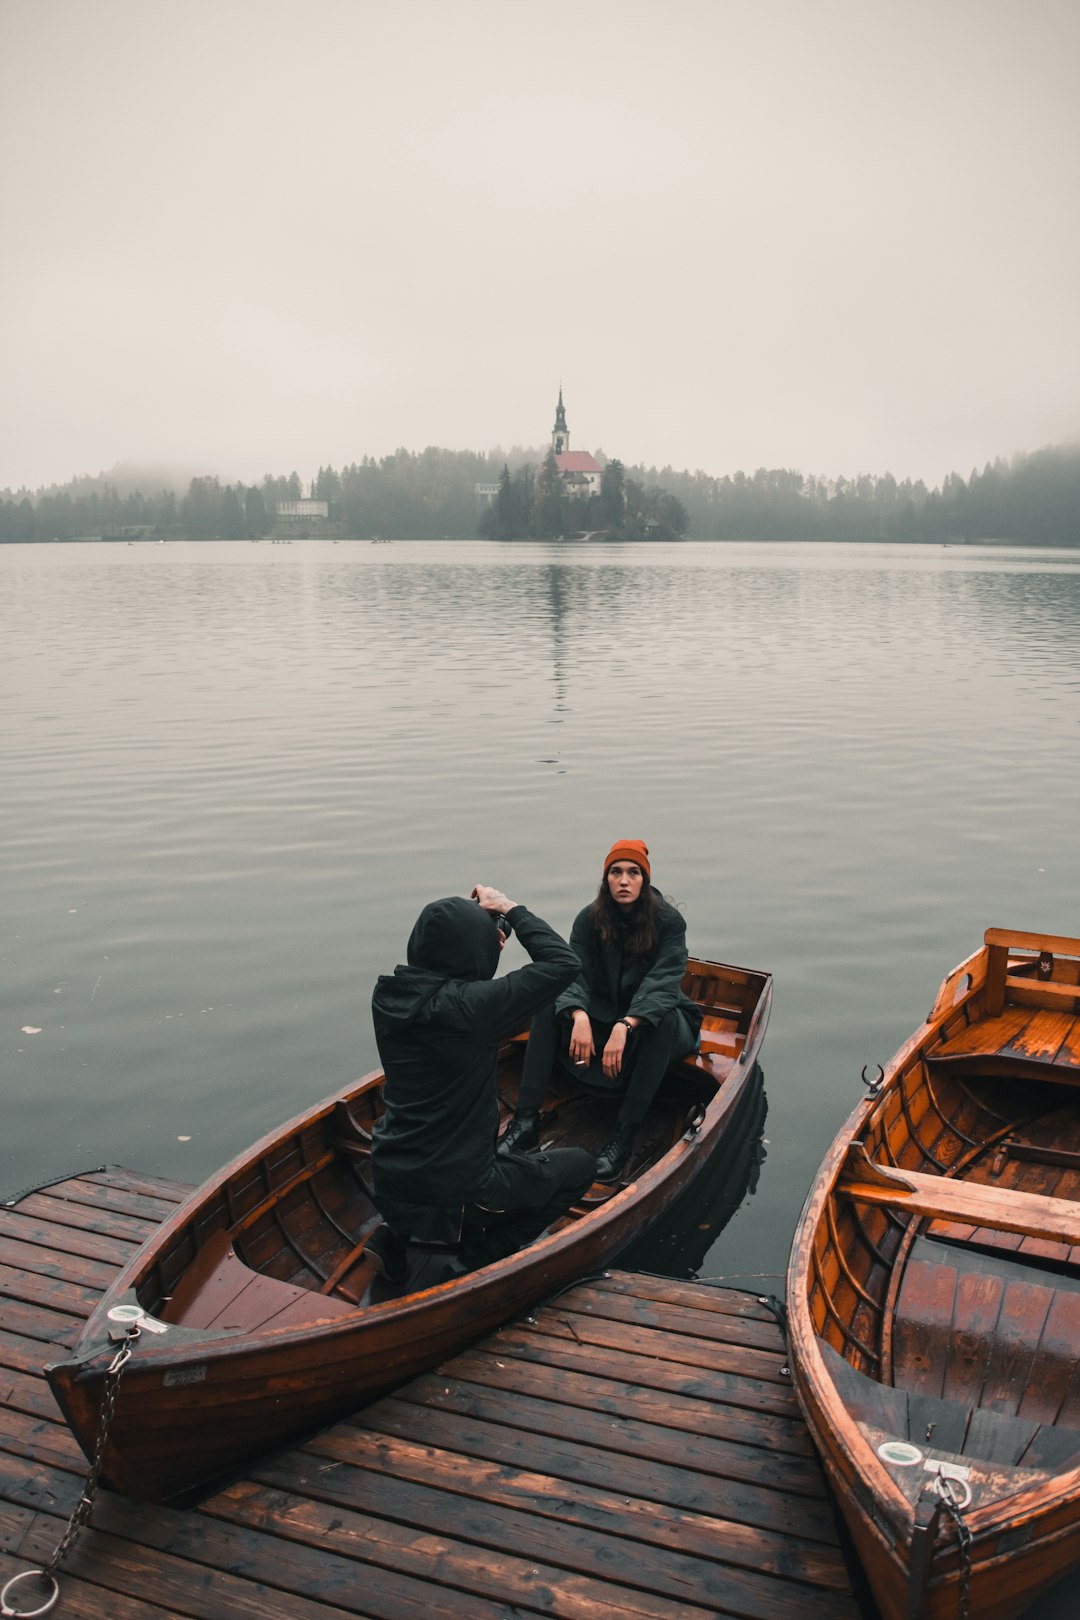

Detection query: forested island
(1, 441), (1077, 546)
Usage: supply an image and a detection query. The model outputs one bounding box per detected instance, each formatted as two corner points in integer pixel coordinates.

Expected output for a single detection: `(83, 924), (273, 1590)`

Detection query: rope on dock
(1, 1165), (109, 1208)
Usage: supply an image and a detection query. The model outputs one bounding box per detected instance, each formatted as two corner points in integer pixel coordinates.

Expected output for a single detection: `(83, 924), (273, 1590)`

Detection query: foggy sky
(2, 0), (1078, 494)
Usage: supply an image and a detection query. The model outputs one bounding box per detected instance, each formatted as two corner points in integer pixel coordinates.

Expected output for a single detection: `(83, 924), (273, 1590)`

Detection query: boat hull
(49, 955), (771, 1503)
(786, 928), (1080, 1620)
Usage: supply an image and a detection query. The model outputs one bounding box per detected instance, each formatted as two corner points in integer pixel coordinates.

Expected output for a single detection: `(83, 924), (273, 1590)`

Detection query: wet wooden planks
(931, 1004), (1080, 1080)
(1, 1167), (859, 1619)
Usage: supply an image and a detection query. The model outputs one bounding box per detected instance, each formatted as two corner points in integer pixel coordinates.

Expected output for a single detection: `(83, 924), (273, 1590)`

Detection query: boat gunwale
(786, 930), (1080, 1552)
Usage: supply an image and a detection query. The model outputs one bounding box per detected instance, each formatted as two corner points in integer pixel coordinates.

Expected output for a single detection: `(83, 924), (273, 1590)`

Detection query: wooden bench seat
(837, 1144), (1080, 1247)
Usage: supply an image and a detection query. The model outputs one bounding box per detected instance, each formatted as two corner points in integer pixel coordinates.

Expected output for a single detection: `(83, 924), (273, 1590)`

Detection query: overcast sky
(2, 0), (1078, 494)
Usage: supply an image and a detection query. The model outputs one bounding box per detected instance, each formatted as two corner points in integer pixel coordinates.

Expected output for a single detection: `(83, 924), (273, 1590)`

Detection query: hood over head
(406, 895), (502, 982)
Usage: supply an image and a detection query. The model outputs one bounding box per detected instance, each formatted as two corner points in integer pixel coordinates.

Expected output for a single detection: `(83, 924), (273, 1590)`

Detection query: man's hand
(472, 884), (518, 915)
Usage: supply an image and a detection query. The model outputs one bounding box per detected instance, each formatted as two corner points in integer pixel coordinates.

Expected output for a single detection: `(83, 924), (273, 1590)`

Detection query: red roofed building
(550, 388), (602, 497)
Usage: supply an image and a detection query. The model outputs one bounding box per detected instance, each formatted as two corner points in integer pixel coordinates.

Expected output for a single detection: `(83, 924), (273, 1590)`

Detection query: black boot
(497, 1109), (540, 1157)
(365, 1222), (409, 1283)
(595, 1121), (637, 1183)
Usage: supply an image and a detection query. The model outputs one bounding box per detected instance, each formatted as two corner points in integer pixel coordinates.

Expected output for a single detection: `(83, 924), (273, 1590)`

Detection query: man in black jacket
(368, 883), (596, 1287)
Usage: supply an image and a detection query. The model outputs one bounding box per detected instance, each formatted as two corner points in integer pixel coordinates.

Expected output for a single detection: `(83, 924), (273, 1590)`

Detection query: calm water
(4, 537), (1080, 1610)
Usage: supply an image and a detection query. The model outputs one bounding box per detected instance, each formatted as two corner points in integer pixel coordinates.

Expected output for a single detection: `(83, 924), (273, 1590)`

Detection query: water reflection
(619, 1067), (768, 1279)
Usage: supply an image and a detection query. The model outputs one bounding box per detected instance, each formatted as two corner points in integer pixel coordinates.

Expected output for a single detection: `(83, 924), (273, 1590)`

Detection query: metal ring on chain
(931, 1471), (973, 1511)
(0, 1569), (61, 1618)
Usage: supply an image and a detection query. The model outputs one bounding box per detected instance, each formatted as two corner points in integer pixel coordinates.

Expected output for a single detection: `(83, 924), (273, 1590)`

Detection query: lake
(5, 536), (1080, 1613)
(5, 537), (1079, 1258)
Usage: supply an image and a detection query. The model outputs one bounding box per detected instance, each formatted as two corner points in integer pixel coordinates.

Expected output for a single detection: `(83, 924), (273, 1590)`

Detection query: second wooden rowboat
(47, 953), (771, 1504)
(786, 927), (1080, 1620)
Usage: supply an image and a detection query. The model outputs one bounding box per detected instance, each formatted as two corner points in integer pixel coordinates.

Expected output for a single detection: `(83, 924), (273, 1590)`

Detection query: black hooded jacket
(370, 898), (578, 1207)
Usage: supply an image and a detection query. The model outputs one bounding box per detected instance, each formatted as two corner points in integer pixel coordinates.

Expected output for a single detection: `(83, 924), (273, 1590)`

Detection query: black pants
(375, 1143), (595, 1268)
(462, 1145), (596, 1267)
(519, 1001), (694, 1127)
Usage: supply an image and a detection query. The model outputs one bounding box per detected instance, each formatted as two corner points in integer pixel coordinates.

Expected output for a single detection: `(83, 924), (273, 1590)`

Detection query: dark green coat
(554, 893), (703, 1052)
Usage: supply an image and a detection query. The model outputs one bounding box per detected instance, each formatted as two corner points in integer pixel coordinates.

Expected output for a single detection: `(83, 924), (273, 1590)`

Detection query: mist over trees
(1, 443), (1077, 546)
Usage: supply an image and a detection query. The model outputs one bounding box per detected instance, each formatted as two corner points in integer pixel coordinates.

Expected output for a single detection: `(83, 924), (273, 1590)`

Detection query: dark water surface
(5, 538), (1079, 1266)
(4, 537), (1080, 1611)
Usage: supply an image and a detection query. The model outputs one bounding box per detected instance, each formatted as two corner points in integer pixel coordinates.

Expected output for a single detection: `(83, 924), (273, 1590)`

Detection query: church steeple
(552, 386), (569, 454)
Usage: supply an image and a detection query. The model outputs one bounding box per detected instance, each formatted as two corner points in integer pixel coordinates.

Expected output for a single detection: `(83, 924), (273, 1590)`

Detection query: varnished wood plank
(437, 1343), (815, 1456)
(0, 1550), (179, 1620)
(0, 1294), (85, 1349)
(359, 1398), (841, 1544)
(0, 1263), (101, 1318)
(29, 1176), (181, 1225)
(838, 1150), (1080, 1245)
(525, 1306), (792, 1384)
(592, 1272), (779, 1322)
(13, 1508), (434, 1620)
(933, 1005), (1031, 1059)
(487, 1322), (804, 1419)
(0, 1325), (72, 1375)
(1005, 1009), (1076, 1063)
(0, 1210), (142, 1269)
(285, 1428), (853, 1592)
(0, 1233), (122, 1293)
(0, 1404), (86, 1471)
(985, 927), (1080, 958)
(942, 1269), (1005, 1405)
(397, 1371), (829, 1498)
(1058, 1018), (1080, 1071)
(124, 1473), (705, 1620)
(978, 1276), (1054, 1415)
(221, 1462), (856, 1620)
(7, 1191), (161, 1247)
(555, 1284), (785, 1353)
(1017, 1289), (1080, 1425)
(892, 1255), (957, 1398)
(86, 1168), (193, 1203)
(0, 1364), (62, 1422)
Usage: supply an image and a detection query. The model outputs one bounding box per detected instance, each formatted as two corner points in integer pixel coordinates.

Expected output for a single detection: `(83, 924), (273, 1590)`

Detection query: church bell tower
(552, 387), (569, 454)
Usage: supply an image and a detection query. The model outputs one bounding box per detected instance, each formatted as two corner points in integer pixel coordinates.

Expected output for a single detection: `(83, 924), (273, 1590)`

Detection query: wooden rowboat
(786, 927), (1080, 1620)
(47, 954), (771, 1504)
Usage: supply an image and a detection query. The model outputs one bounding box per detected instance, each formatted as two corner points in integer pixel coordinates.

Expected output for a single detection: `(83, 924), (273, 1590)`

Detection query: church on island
(475, 389), (603, 507)
(548, 388), (602, 498)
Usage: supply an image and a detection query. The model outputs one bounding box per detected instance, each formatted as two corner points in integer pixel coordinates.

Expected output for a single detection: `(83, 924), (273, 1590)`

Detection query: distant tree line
(1, 442), (1077, 545)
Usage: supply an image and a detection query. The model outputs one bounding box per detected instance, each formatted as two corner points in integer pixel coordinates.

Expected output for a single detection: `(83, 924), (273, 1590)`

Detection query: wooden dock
(1, 1166), (861, 1619)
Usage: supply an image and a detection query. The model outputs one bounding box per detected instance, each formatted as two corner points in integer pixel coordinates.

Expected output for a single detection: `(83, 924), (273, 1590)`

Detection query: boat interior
(141, 960), (764, 1333)
(812, 936), (1080, 1483)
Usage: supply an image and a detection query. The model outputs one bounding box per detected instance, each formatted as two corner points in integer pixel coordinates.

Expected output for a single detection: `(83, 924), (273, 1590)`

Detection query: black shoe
(496, 1109), (540, 1157)
(595, 1121), (636, 1183)
(365, 1222), (409, 1283)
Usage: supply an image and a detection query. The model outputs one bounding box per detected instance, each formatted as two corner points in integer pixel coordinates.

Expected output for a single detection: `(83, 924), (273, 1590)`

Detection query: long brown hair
(587, 880), (665, 961)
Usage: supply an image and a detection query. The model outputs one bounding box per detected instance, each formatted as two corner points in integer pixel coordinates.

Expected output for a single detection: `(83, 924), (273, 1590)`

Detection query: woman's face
(607, 861), (644, 907)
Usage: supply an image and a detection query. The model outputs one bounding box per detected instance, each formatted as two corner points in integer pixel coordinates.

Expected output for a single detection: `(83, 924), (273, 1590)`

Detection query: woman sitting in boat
(499, 840), (703, 1183)
(368, 884), (596, 1288)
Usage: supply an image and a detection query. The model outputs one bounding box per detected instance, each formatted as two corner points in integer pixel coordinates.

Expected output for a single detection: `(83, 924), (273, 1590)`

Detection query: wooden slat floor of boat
(931, 1004), (1080, 1080)
(1, 1166), (859, 1620)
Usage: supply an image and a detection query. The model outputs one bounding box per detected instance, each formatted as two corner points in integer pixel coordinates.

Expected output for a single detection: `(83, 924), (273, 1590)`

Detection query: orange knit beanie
(603, 840), (650, 881)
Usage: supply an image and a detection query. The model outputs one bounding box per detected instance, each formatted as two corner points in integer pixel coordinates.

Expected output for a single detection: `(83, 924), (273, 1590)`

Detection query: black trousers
(375, 1143), (595, 1267)
(519, 1001), (694, 1127)
(462, 1145), (596, 1267)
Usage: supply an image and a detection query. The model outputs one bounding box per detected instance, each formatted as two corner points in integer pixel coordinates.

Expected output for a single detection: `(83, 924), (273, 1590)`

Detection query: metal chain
(938, 1481), (973, 1620)
(0, 1328), (138, 1619)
